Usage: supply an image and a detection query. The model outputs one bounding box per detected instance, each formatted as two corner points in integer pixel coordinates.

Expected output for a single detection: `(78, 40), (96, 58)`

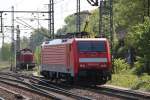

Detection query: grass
(0, 61), (10, 70)
(107, 73), (150, 92)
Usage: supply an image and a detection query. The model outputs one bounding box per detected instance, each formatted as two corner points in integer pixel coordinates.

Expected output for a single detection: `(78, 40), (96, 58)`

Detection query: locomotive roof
(42, 38), (107, 46)
(20, 48), (32, 52)
(75, 38), (107, 41)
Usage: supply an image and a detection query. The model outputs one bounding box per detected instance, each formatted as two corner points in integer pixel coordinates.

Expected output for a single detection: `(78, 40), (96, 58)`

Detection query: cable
(87, 0), (98, 6)
(16, 18), (34, 29)
(15, 20), (35, 30)
(16, 16), (45, 27)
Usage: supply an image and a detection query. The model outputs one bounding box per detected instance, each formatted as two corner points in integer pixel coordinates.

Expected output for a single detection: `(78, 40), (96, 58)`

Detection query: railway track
(0, 71), (150, 100)
(0, 85), (30, 100)
(61, 82), (150, 100)
(0, 72), (92, 100)
(0, 76), (58, 100)
(31, 75), (150, 100)
(21, 74), (150, 100)
(96, 85), (150, 100)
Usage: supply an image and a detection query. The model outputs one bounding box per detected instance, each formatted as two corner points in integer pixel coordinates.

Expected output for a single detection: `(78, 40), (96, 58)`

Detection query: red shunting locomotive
(16, 48), (35, 69)
(40, 38), (112, 84)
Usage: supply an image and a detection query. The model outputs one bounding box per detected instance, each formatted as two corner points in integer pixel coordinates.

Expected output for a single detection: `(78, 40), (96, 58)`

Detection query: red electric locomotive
(40, 38), (112, 84)
(16, 48), (35, 69)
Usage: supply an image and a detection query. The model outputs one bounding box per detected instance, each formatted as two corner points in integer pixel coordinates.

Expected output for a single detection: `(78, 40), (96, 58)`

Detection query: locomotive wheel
(41, 71), (49, 78)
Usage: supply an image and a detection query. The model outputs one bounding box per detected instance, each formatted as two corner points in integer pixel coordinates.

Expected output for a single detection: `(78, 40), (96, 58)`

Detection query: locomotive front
(17, 48), (35, 69)
(74, 38), (112, 84)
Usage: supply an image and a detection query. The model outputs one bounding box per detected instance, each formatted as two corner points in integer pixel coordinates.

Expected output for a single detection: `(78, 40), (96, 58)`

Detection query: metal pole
(10, 6), (15, 71)
(37, 11), (40, 36)
(49, 0), (54, 39)
(16, 25), (20, 52)
(76, 0), (81, 33)
(49, 0), (51, 38)
(47, 4), (50, 38)
(0, 10), (48, 13)
(29, 33), (33, 51)
(0, 13), (2, 33)
(52, 0), (54, 39)
(0, 13), (4, 45)
(16, 25), (20, 69)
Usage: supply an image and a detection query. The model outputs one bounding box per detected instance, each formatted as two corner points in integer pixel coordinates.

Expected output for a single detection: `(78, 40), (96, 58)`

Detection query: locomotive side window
(78, 41), (106, 52)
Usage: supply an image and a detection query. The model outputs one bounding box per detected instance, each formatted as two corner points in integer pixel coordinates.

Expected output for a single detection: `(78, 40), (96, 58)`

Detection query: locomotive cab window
(78, 41), (106, 52)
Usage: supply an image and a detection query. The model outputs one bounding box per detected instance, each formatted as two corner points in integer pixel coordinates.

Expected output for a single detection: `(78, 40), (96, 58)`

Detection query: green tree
(87, 9), (99, 37)
(20, 36), (30, 49)
(34, 46), (41, 65)
(114, 0), (144, 29)
(125, 17), (150, 74)
(56, 10), (91, 34)
(112, 0), (147, 60)
(32, 27), (49, 50)
(0, 43), (11, 61)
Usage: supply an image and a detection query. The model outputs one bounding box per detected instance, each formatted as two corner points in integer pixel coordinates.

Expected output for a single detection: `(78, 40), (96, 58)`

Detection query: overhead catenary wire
(1, 0), (97, 36)
(15, 18), (35, 29)
(14, 20), (35, 30)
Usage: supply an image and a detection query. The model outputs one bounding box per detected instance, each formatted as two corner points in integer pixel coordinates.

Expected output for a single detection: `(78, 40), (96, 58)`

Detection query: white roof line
(42, 38), (107, 46)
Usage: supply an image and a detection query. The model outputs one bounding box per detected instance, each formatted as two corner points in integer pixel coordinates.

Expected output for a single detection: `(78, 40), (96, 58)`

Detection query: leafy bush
(108, 74), (138, 88)
(34, 46), (41, 65)
(115, 46), (127, 58)
(114, 58), (130, 74)
(131, 56), (150, 75)
(108, 73), (150, 91)
(131, 61), (144, 75)
(0, 61), (10, 69)
(125, 18), (150, 74)
(131, 73), (150, 91)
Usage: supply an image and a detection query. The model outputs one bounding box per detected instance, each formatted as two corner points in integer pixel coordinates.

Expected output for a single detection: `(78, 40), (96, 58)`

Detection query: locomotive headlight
(80, 64), (86, 68)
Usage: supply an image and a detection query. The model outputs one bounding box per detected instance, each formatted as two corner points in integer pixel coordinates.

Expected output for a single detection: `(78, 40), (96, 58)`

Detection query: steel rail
(77, 85), (150, 100)
(98, 85), (150, 100)
(34, 75), (150, 100)
(0, 85), (30, 100)
(3, 72), (150, 99)
(0, 72), (92, 100)
(16, 73), (93, 100)
(0, 76), (61, 100)
(33, 83), (92, 100)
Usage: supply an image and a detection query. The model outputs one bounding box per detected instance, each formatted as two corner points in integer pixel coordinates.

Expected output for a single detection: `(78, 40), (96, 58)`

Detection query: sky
(0, 0), (97, 46)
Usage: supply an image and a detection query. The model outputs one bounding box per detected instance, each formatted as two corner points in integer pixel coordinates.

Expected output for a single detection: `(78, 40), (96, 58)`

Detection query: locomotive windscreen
(78, 41), (106, 52)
